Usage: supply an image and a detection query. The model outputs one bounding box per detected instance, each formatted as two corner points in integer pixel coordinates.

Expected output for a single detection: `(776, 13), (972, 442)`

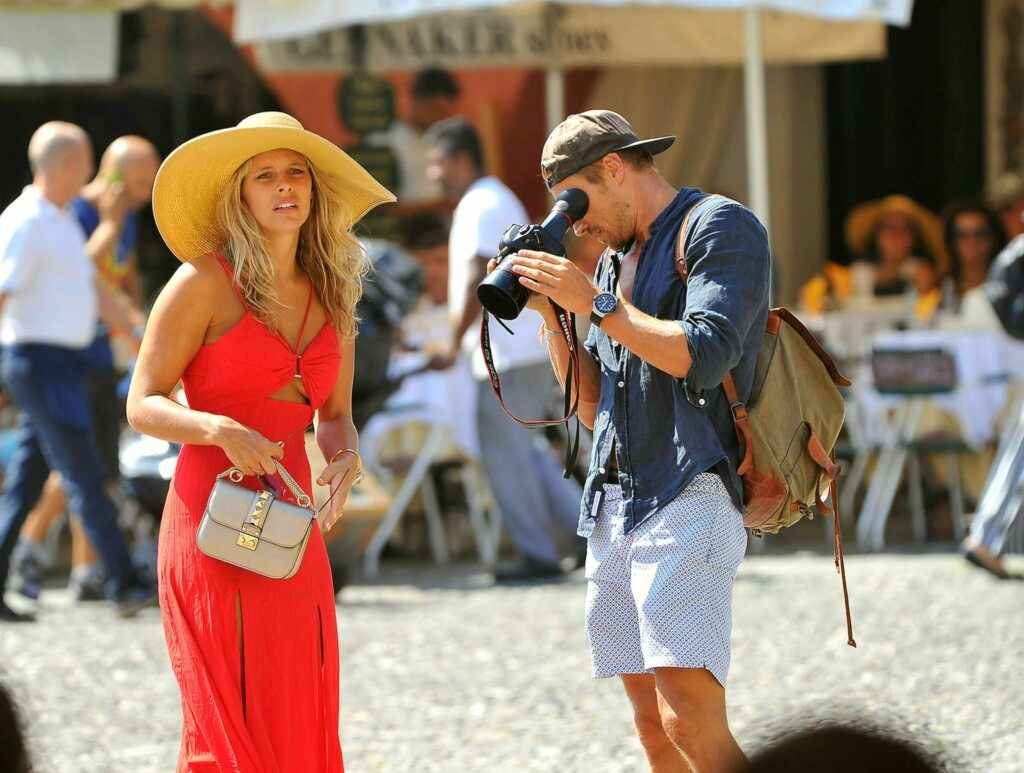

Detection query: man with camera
(502, 110), (770, 772)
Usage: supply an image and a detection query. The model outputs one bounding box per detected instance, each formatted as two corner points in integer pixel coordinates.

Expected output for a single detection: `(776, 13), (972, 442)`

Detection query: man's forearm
(85, 219), (124, 266)
(600, 302), (693, 379)
(450, 258), (488, 351)
(537, 304), (601, 410)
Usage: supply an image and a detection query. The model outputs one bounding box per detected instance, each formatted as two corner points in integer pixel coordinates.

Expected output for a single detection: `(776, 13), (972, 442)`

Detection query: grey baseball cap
(540, 110), (675, 189)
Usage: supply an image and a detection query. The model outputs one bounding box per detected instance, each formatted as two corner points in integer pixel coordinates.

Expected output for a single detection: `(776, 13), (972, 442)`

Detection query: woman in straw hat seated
(800, 194), (947, 317)
(127, 112), (394, 772)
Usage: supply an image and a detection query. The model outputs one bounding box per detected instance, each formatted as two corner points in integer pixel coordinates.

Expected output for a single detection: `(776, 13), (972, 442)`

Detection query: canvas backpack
(677, 196), (856, 647)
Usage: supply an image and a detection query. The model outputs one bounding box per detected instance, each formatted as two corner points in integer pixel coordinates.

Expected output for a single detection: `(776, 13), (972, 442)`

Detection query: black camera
(476, 188), (589, 320)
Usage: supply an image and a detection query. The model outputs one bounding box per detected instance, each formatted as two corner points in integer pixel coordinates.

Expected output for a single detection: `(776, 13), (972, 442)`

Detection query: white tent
(235, 0), (914, 233)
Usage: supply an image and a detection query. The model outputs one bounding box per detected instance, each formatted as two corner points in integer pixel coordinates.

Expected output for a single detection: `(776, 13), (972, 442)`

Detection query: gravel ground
(1, 551), (1022, 772)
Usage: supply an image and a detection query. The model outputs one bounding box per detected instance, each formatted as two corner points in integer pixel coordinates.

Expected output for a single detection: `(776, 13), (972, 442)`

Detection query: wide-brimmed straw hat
(152, 112), (396, 262)
(844, 194), (947, 270)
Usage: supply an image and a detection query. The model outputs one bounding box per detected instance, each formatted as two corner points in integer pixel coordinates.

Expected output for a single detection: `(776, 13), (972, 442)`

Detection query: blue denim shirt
(578, 189), (771, 537)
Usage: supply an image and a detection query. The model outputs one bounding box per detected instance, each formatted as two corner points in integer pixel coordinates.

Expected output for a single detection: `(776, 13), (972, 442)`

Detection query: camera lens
(477, 260), (529, 320)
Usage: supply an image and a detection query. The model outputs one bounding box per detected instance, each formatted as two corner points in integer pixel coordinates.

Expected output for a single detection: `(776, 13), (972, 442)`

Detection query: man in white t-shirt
(427, 117), (583, 582)
(0, 122), (153, 622)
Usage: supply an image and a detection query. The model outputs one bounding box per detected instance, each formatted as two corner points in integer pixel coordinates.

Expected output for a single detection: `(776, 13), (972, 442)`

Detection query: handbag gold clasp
(237, 533), (259, 550)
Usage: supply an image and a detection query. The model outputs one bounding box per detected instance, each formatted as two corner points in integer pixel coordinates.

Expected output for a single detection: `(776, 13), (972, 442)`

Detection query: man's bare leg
(621, 674), (688, 773)
(19, 472), (66, 543)
(70, 516), (99, 570)
(652, 667), (746, 773)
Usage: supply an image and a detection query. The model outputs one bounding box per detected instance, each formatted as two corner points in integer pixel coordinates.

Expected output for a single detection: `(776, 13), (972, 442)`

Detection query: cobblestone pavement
(1, 551), (1022, 772)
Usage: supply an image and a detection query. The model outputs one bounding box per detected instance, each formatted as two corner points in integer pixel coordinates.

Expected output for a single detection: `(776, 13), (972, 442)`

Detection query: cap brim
(153, 125), (396, 262)
(618, 135), (675, 156)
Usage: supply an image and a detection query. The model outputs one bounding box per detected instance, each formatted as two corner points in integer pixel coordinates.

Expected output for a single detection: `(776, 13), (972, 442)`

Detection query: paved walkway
(1, 552), (1021, 772)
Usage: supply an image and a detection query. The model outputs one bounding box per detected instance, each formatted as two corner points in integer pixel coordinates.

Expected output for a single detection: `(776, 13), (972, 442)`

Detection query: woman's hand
(315, 452), (361, 532)
(211, 416), (283, 476)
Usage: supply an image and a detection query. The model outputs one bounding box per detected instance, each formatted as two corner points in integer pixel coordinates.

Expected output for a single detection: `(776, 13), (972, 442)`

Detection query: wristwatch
(590, 291), (619, 327)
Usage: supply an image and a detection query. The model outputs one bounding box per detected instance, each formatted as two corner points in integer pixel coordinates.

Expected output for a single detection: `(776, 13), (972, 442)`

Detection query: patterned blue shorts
(584, 473), (747, 685)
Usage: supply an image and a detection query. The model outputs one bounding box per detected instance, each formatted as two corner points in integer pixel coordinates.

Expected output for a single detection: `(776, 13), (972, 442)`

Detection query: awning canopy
(0, 9), (119, 83)
(250, 7), (891, 72)
(235, 0), (913, 45)
(0, 1), (216, 8)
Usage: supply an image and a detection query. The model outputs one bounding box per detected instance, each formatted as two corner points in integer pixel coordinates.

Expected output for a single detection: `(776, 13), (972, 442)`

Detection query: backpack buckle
(730, 401), (748, 421)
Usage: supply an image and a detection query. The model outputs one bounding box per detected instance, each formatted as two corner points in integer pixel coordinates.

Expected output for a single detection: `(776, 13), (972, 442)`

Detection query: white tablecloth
(361, 352), (480, 462)
(852, 330), (1024, 447)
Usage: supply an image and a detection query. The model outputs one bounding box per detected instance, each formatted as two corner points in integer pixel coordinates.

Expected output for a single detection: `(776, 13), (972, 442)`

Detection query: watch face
(595, 292), (618, 314)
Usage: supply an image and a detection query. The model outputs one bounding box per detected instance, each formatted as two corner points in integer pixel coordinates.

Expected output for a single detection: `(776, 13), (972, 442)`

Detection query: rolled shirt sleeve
(0, 220), (40, 294)
(677, 202), (771, 392)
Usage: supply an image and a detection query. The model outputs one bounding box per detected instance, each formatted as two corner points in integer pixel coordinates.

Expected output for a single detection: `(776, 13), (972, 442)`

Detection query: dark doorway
(825, 2), (985, 262)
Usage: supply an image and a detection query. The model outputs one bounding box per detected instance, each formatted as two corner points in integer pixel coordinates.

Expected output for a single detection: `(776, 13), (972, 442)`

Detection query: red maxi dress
(159, 255), (344, 772)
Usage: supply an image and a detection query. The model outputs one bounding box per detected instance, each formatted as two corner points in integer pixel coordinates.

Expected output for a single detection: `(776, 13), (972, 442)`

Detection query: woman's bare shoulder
(158, 253), (233, 307)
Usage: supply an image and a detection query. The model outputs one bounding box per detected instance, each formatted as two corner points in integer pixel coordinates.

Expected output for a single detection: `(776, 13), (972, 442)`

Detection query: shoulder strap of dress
(214, 253), (247, 307)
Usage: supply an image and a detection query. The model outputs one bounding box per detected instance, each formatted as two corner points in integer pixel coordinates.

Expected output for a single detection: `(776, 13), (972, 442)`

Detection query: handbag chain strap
(217, 459), (351, 516)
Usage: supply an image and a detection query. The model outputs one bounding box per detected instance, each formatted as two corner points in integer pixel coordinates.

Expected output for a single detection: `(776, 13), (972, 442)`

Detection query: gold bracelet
(328, 448), (365, 484)
(329, 448), (361, 466)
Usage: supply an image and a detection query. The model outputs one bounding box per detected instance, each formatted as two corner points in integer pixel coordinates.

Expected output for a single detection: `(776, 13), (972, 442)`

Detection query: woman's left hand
(315, 453), (361, 532)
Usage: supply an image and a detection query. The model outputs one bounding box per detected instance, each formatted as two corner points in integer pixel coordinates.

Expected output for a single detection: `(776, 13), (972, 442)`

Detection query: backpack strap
(675, 196), (754, 476)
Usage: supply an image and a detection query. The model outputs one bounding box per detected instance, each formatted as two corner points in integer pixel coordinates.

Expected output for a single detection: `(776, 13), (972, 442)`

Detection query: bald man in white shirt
(0, 122), (154, 622)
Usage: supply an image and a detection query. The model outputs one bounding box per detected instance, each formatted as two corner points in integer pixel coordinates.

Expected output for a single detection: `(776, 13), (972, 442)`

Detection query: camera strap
(480, 303), (581, 478)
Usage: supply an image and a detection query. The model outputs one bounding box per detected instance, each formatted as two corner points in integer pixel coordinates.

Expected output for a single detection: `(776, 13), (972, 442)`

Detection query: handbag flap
(206, 480), (313, 549)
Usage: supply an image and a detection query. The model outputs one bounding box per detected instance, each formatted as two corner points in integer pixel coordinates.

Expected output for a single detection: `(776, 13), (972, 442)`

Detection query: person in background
(426, 117), (584, 583)
(398, 211), (451, 309)
(368, 67), (461, 207)
(987, 170), (1024, 240)
(9, 136), (159, 603)
(941, 201), (1008, 323)
(0, 122), (154, 622)
(800, 195), (946, 313)
(902, 251), (944, 324)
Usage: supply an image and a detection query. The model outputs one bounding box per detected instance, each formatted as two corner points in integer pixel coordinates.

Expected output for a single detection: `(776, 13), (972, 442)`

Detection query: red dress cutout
(158, 255), (344, 772)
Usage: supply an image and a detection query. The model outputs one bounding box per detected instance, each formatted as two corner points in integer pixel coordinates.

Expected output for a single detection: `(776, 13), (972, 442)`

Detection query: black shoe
(115, 584), (158, 618)
(963, 548), (1010, 580)
(493, 558), (565, 584)
(69, 568), (107, 603)
(0, 600), (36, 623)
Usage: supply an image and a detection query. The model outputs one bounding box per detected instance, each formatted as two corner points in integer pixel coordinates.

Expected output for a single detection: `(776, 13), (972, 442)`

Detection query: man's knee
(633, 704), (674, 752)
(654, 668), (727, 751)
(660, 705), (699, 751)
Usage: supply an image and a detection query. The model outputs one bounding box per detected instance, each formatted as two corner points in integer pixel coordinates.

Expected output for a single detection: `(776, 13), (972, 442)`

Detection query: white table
(846, 330), (1024, 550)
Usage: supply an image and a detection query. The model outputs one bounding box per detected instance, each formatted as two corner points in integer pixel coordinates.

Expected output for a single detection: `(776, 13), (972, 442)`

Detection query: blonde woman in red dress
(127, 112), (394, 772)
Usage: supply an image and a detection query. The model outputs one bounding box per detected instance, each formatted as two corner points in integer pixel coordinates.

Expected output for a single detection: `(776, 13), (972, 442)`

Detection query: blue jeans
(0, 344), (138, 599)
(476, 362), (583, 566)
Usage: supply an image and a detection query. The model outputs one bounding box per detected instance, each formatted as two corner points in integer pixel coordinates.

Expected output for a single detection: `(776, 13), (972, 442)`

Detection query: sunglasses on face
(954, 227), (993, 240)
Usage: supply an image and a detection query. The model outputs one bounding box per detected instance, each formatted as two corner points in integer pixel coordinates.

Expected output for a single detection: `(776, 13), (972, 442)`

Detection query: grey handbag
(197, 462), (316, 580)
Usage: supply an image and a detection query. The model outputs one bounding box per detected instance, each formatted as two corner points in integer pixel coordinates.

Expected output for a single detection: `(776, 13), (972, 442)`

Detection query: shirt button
(598, 467), (606, 474)
(617, 381), (625, 388)
(698, 398), (707, 406)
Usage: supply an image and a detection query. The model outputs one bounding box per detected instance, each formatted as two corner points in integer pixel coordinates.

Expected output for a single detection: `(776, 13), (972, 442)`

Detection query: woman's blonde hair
(216, 156), (367, 338)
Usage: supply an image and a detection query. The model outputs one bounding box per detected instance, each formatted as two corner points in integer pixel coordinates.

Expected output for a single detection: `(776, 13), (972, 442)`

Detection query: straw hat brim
(844, 195), (948, 271)
(152, 123), (396, 263)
